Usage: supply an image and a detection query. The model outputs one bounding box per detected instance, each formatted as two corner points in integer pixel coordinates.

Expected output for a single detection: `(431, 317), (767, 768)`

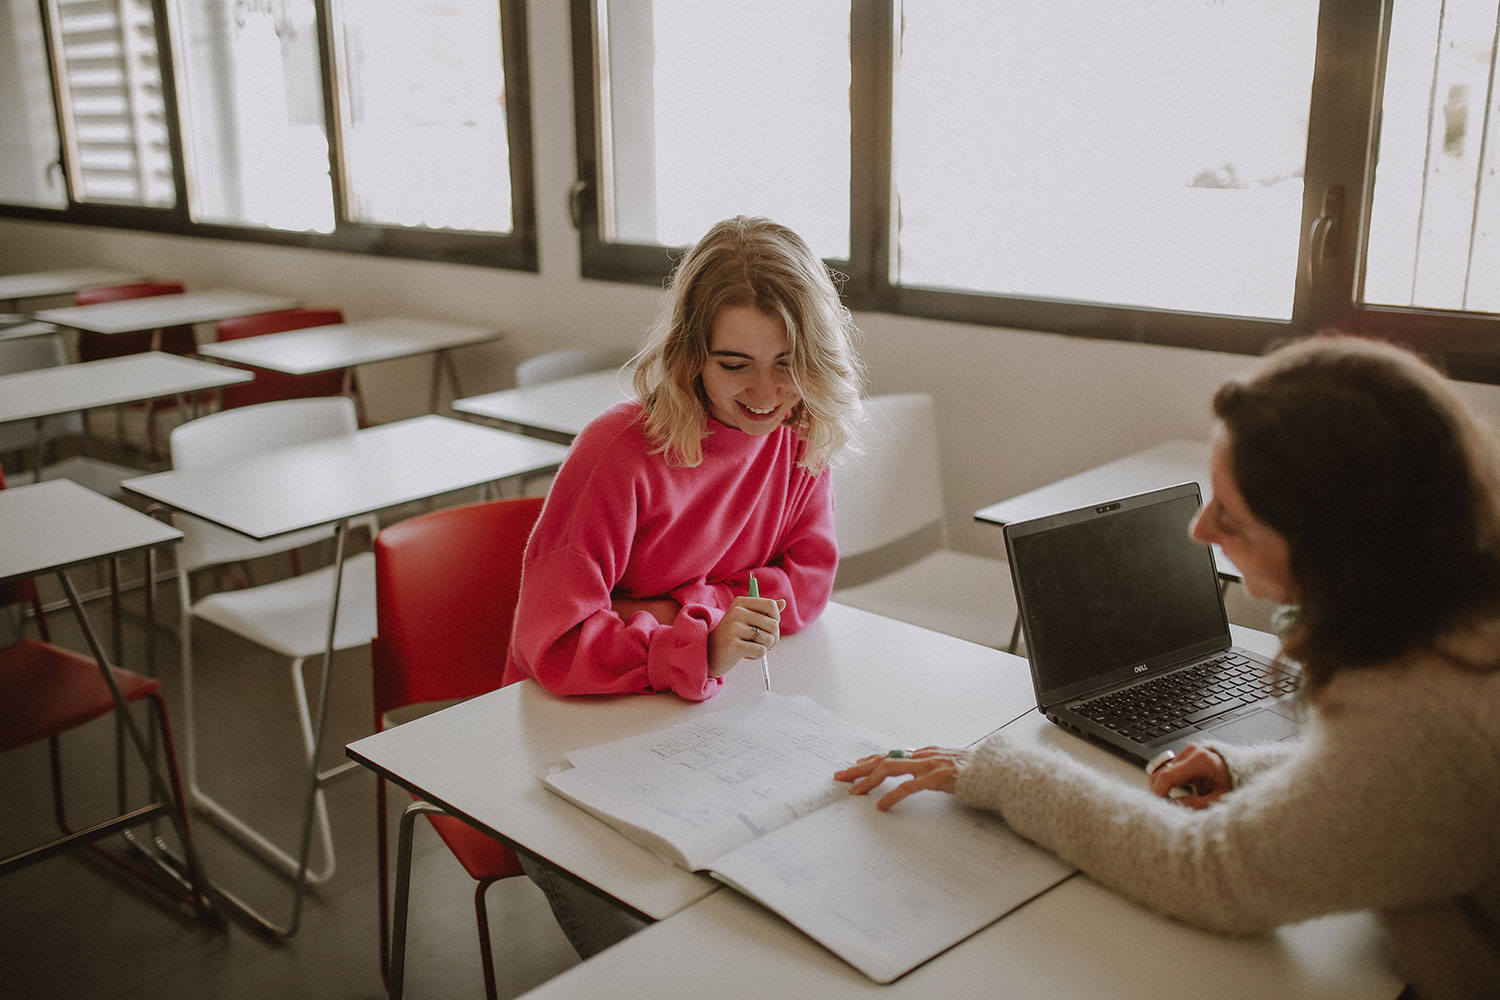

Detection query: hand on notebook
(835, 747), (973, 811)
(1147, 745), (1231, 809)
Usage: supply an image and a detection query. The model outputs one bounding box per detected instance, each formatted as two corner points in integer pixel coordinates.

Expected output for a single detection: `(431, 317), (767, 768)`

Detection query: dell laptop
(1003, 482), (1302, 765)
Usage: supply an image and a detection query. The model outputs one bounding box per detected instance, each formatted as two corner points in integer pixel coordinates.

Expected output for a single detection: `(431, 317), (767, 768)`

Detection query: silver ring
(750, 626), (761, 644)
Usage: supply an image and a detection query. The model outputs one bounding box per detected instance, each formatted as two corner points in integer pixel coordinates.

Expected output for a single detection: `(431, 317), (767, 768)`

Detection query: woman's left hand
(834, 747), (972, 811)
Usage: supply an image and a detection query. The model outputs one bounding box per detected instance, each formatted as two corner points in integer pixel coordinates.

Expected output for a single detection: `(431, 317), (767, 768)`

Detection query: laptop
(1003, 482), (1302, 765)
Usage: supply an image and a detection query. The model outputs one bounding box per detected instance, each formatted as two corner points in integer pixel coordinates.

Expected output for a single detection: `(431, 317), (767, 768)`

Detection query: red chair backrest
(74, 281), (194, 359)
(75, 281), (184, 306)
(215, 307), (343, 341)
(371, 497), (544, 724)
(214, 308), (347, 409)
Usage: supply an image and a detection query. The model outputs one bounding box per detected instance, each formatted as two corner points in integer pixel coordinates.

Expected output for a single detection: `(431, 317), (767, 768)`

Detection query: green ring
(887, 749), (909, 759)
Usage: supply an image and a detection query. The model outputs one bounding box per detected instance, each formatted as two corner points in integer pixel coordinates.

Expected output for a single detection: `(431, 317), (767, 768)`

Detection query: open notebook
(542, 693), (1074, 983)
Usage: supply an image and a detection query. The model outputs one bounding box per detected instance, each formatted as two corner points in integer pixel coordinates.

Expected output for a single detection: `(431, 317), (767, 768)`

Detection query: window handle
(567, 180), (587, 229)
(1305, 184), (1342, 287)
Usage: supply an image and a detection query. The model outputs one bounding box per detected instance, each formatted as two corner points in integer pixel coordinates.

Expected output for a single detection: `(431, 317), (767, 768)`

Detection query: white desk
(34, 288), (299, 340)
(0, 268), (146, 307)
(453, 368), (634, 442)
(0, 321), (61, 341)
(122, 416), (569, 937)
(0, 481), (221, 920)
(122, 414), (567, 541)
(974, 439), (1241, 582)
(346, 601), (1040, 923)
(511, 621), (1399, 1000)
(0, 352), (252, 428)
(520, 874), (1397, 1000)
(194, 315), (502, 412)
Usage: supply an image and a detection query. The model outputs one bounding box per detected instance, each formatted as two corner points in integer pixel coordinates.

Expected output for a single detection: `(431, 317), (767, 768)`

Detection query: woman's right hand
(707, 596), (784, 677)
(1149, 745), (1232, 809)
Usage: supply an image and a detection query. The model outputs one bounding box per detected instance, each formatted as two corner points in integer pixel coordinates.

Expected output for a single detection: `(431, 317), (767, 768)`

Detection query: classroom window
(44, 0), (175, 208)
(331, 0), (515, 234)
(892, 2), (1317, 322)
(0, 0), (537, 270)
(168, 0), (334, 232)
(568, 0), (1500, 367)
(575, 0), (853, 279)
(0, 0), (66, 208)
(1363, 0), (1500, 316)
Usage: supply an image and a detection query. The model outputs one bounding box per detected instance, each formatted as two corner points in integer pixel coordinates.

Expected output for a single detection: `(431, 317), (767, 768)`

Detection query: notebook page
(543, 693), (888, 871)
(708, 790), (1076, 983)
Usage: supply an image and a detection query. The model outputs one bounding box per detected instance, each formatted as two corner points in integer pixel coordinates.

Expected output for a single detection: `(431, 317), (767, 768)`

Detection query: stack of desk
(453, 368), (633, 443)
(0, 268), (147, 310)
(34, 289), (300, 354)
(195, 314), (502, 414)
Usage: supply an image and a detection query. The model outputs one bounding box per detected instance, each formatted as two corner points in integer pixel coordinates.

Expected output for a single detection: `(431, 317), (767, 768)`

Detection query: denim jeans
(520, 853), (650, 959)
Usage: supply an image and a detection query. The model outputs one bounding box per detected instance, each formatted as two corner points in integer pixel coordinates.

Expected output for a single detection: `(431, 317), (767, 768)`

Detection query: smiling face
(699, 303), (800, 435)
(1190, 429), (1297, 604)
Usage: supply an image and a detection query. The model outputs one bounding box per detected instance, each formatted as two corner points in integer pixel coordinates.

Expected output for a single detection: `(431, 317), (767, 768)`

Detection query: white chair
(514, 343), (636, 387)
(0, 333), (140, 498)
(512, 344), (636, 495)
(170, 396), (380, 884)
(831, 392), (1018, 650)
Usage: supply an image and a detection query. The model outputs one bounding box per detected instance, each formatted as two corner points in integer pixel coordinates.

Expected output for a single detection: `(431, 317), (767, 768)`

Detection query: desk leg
(54, 569), (219, 922)
(429, 349), (465, 412)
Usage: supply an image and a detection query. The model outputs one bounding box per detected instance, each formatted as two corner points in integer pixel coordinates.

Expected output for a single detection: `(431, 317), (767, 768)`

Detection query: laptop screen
(1004, 483), (1231, 705)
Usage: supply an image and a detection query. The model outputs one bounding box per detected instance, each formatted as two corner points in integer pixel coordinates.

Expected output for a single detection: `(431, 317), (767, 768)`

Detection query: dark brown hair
(1214, 334), (1500, 685)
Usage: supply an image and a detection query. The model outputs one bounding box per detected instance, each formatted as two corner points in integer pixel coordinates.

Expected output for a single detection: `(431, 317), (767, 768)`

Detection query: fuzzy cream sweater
(956, 629), (1500, 1000)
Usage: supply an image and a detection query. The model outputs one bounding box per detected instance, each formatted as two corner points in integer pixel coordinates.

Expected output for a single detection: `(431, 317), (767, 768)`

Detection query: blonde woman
(506, 216), (864, 699)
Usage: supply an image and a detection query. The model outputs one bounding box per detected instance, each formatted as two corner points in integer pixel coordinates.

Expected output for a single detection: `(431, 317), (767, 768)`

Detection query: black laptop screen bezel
(1003, 482), (1232, 708)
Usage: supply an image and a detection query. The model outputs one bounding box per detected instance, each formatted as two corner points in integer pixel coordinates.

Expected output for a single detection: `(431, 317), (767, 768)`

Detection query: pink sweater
(504, 400), (837, 700)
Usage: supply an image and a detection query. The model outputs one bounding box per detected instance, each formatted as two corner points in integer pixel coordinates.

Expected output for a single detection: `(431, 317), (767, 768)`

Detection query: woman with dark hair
(837, 335), (1500, 999)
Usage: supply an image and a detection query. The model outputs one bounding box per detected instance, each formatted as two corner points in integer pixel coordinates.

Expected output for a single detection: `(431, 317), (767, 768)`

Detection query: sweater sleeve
(954, 668), (1500, 937)
(510, 541), (720, 701)
(667, 467), (837, 634)
(504, 410), (721, 701)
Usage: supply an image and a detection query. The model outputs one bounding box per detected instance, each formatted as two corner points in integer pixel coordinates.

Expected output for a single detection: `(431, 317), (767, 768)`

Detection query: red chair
(74, 281), (196, 459)
(215, 308), (365, 421)
(0, 466), (211, 919)
(371, 496), (543, 1000)
(74, 281), (197, 359)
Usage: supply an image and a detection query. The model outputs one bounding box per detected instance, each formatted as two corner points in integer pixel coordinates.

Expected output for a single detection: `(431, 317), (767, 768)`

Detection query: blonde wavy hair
(631, 216), (865, 474)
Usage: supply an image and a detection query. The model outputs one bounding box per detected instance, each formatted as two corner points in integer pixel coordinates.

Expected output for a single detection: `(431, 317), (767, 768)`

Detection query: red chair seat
(0, 639), (160, 753)
(424, 809), (527, 882)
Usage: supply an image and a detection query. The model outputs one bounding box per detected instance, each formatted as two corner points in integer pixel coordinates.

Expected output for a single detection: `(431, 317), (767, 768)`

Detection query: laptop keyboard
(1073, 652), (1300, 744)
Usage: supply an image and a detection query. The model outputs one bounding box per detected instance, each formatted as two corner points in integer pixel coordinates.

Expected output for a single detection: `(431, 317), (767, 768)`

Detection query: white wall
(6, 0), (1500, 563)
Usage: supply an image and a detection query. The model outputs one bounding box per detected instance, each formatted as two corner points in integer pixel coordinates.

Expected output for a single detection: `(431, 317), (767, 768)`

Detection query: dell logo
(1133, 664), (1148, 674)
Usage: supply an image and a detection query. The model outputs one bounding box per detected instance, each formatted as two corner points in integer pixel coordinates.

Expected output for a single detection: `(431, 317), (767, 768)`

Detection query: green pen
(749, 573), (770, 691)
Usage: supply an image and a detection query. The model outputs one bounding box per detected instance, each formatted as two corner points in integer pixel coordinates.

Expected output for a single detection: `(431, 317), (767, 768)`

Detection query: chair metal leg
(474, 876), (501, 1000)
(40, 570), (220, 922)
(180, 619), (335, 885)
(166, 524), (360, 940)
(390, 799), (446, 1000)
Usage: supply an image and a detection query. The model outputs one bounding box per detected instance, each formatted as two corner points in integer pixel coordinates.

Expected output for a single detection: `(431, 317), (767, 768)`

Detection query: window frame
(0, 0), (538, 272)
(569, 0), (1500, 376)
